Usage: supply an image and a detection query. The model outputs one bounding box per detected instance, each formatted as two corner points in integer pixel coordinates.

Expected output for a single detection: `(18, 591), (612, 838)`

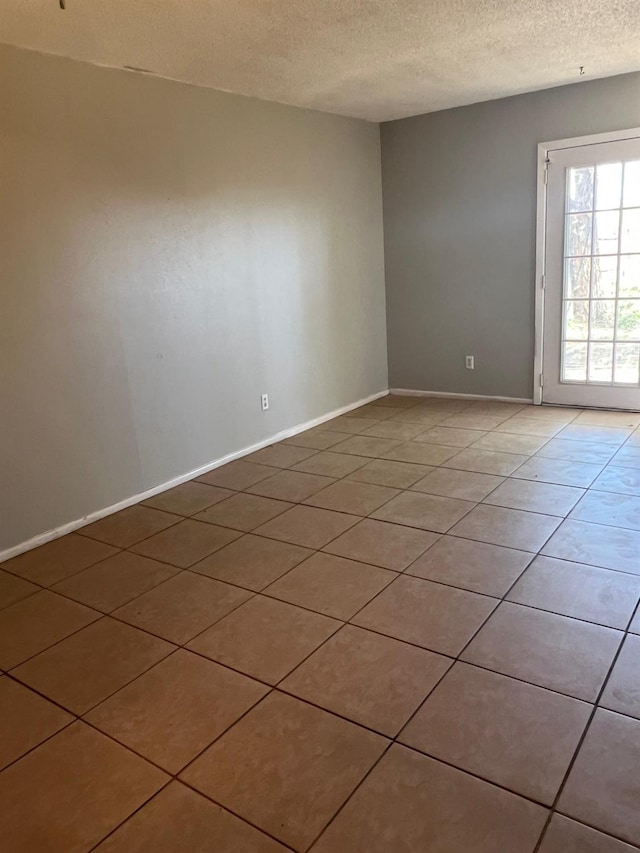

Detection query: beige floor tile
(543, 519), (640, 574)
(0, 722), (167, 853)
(536, 438), (616, 465)
(52, 552), (179, 612)
(462, 602), (622, 701)
(330, 435), (403, 458)
(507, 555), (640, 628)
(413, 426), (487, 447)
(0, 571), (38, 611)
(570, 490), (640, 530)
(246, 444), (317, 469)
(631, 607), (640, 634)
(611, 446), (640, 469)
(14, 617), (174, 714)
(411, 468), (504, 500)
(577, 410), (640, 427)
(1, 534), (118, 586)
(352, 575), (497, 655)
(255, 505), (359, 548)
(441, 413), (512, 430)
(0, 591), (99, 669)
(246, 469), (335, 502)
(413, 399), (472, 413)
(180, 692), (387, 851)
(190, 534), (312, 590)
(114, 572), (250, 644)
(304, 480), (400, 516)
(87, 649), (267, 773)
(574, 410), (640, 427)
(347, 458), (433, 488)
(266, 552), (394, 620)
(130, 519), (241, 567)
(194, 493), (293, 532)
(361, 420), (427, 440)
(559, 709), (640, 846)
(384, 442), (459, 466)
(142, 482), (234, 516)
(406, 536), (532, 596)
(444, 448), (528, 475)
(282, 625), (451, 736)
(539, 814), (638, 853)
(283, 428), (347, 450)
(557, 424), (632, 446)
(375, 394), (423, 408)
(513, 456), (604, 487)
(483, 479), (585, 516)
(311, 744), (547, 853)
(468, 402), (526, 416)
(188, 595), (340, 684)
(81, 506), (181, 548)
(323, 518), (438, 570)
(389, 408), (448, 426)
(400, 662), (590, 805)
(471, 431), (550, 455)
(450, 504), (561, 551)
(600, 634), (640, 720)
(0, 677), (73, 771)
(292, 450), (368, 478)
(517, 405), (581, 423)
(371, 491), (474, 533)
(93, 782), (287, 852)
(323, 414), (379, 434)
(196, 460), (276, 490)
(592, 465), (640, 496)
(350, 403), (398, 420)
(624, 430), (640, 445)
(494, 417), (566, 437)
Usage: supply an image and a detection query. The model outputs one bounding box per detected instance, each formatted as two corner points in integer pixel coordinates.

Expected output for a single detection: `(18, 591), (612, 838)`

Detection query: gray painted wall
(381, 72), (640, 399)
(0, 45), (387, 552)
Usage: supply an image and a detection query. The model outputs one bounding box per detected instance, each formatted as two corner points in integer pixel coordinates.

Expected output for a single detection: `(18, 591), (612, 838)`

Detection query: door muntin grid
(561, 159), (640, 387)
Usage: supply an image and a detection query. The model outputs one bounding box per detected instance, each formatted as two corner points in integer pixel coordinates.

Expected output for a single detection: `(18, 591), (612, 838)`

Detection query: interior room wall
(381, 71), (640, 399)
(0, 44), (388, 554)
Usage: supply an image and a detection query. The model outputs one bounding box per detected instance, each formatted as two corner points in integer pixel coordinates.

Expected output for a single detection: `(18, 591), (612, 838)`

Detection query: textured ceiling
(1, 0), (639, 121)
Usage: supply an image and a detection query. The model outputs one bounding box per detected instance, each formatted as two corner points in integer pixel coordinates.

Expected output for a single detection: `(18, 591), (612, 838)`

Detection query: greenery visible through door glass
(619, 255), (640, 297)
(563, 300), (589, 340)
(616, 301), (640, 340)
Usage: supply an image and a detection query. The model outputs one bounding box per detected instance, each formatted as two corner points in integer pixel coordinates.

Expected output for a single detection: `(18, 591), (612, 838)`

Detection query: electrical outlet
(261, 393), (269, 411)
(465, 355), (475, 370)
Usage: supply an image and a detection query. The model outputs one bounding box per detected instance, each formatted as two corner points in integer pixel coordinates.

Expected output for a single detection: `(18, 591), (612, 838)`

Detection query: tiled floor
(1, 395), (640, 852)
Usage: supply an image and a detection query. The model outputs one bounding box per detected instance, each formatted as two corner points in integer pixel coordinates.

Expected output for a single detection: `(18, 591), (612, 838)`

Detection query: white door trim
(533, 126), (640, 406)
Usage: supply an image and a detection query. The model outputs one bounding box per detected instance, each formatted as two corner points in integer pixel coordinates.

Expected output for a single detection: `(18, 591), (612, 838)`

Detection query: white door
(540, 133), (640, 410)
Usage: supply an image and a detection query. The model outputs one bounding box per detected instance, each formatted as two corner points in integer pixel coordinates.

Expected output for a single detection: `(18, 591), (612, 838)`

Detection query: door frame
(533, 126), (640, 406)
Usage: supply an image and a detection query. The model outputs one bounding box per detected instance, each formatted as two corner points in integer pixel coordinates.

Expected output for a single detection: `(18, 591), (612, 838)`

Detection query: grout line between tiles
(531, 590), (640, 852)
(3, 398), (640, 851)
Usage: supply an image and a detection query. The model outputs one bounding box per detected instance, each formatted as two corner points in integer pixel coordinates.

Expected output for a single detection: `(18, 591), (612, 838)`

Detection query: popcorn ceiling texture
(1, 0), (639, 121)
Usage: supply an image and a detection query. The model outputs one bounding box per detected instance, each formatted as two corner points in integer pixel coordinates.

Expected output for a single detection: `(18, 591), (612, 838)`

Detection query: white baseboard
(1, 388), (388, 563)
(390, 388), (533, 404)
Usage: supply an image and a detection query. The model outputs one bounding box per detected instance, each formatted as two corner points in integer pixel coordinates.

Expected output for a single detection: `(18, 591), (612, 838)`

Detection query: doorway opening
(535, 128), (640, 410)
